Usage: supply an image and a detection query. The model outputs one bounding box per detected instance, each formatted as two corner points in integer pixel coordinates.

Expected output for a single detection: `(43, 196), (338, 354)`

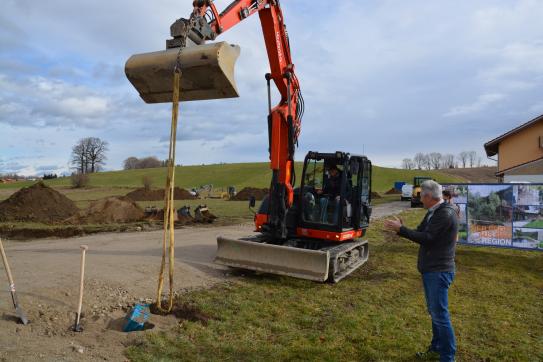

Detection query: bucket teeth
(125, 41), (240, 103)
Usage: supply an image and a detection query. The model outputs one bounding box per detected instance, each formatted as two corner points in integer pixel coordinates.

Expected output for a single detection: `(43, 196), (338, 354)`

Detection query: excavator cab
(298, 152), (372, 236)
(216, 151), (372, 283)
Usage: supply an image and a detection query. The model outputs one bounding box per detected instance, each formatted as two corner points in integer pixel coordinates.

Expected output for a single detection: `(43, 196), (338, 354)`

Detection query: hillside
(439, 166), (498, 183)
(0, 163), (464, 193)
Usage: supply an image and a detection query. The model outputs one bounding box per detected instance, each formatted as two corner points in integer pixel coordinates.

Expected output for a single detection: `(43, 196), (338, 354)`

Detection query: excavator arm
(183, 0), (304, 239)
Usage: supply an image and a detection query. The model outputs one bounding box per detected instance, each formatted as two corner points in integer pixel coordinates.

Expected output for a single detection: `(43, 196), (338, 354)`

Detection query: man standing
(384, 180), (458, 362)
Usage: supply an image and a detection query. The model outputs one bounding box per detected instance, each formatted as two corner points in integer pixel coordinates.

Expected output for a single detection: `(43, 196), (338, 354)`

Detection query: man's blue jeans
(422, 272), (456, 362)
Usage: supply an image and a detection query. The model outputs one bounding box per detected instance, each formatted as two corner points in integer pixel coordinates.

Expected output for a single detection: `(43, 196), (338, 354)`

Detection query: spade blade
(15, 305), (29, 325)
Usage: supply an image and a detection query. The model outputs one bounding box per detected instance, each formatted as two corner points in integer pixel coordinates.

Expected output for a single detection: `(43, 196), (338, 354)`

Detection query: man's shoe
(415, 349), (440, 360)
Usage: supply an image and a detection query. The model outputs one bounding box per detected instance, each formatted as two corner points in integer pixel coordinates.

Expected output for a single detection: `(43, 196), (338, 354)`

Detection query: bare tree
(142, 175), (153, 191)
(71, 143), (88, 174)
(124, 157), (139, 170)
(441, 154), (455, 169)
(138, 157), (162, 169)
(457, 151), (469, 168)
(85, 137), (108, 173)
(428, 152), (442, 170)
(70, 137), (108, 174)
(422, 154), (431, 170)
(414, 153), (426, 170)
(468, 151), (477, 168)
(71, 172), (89, 188)
(123, 156), (163, 170)
(402, 158), (414, 170)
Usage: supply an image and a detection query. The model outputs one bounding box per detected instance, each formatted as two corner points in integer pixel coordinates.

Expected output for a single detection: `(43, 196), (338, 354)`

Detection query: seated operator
(317, 165), (341, 223)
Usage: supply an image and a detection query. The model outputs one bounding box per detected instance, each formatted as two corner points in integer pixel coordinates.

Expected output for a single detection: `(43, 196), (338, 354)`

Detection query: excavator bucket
(125, 41), (241, 103)
(216, 236), (331, 282)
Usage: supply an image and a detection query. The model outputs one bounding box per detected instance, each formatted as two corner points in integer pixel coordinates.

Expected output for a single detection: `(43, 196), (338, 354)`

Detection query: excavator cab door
(350, 156), (372, 231)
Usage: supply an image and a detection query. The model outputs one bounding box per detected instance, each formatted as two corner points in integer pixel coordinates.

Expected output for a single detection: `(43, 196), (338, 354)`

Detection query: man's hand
(384, 216), (403, 233)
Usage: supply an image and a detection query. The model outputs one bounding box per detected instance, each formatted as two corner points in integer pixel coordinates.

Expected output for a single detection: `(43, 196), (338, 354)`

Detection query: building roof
(484, 114), (543, 157)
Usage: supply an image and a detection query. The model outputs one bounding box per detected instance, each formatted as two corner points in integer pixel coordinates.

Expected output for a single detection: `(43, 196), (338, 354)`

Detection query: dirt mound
(385, 187), (401, 195)
(0, 182), (78, 224)
(231, 187), (269, 201)
(126, 187), (196, 201)
(126, 188), (163, 201)
(68, 196), (145, 224)
(371, 191), (382, 199)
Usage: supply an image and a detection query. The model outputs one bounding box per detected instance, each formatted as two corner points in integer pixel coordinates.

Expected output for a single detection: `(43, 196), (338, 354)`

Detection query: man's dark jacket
(398, 203), (458, 273)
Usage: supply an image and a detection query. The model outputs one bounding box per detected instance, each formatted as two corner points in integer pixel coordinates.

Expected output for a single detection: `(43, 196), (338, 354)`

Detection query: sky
(1, 0), (543, 176)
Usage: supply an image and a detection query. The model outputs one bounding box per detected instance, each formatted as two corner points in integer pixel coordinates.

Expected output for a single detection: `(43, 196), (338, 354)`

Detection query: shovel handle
(0, 238), (16, 288)
(75, 245), (88, 326)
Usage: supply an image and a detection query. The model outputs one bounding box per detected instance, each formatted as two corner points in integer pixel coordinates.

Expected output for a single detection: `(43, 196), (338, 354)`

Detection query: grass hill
(0, 163), (464, 193)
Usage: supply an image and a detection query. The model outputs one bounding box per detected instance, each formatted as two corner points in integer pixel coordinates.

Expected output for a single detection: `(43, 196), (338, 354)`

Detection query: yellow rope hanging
(156, 68), (181, 313)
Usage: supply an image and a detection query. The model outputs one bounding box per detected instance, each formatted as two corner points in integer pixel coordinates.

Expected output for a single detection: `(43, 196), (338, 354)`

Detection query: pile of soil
(384, 187), (401, 195)
(126, 187), (196, 201)
(371, 191), (382, 199)
(0, 182), (78, 223)
(68, 196), (145, 224)
(231, 187), (269, 201)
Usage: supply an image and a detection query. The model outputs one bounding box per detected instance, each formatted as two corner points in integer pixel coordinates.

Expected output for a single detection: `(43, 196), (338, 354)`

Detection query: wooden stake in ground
(73, 244), (88, 332)
(0, 237), (29, 325)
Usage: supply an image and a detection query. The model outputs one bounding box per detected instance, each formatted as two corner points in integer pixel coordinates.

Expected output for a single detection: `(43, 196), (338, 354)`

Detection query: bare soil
(0, 182), (78, 223)
(67, 196), (145, 225)
(384, 187), (401, 195)
(230, 187), (269, 201)
(0, 202), (409, 361)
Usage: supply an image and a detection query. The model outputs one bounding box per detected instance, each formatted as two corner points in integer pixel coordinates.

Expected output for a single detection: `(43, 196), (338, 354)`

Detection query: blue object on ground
(123, 303), (151, 332)
(394, 181), (406, 191)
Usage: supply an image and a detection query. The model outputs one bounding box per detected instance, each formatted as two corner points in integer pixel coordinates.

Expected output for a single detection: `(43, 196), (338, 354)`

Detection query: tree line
(402, 151), (484, 170)
(123, 156), (167, 170)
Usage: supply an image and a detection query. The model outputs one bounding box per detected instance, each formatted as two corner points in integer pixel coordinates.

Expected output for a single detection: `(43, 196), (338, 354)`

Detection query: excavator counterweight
(125, 41), (240, 103)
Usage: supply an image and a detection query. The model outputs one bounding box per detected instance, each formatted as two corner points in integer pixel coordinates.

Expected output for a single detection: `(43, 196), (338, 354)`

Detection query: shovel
(0, 238), (29, 325)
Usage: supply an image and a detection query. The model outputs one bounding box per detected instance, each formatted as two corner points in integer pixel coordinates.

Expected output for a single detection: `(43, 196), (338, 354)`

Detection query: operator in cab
(317, 165), (341, 223)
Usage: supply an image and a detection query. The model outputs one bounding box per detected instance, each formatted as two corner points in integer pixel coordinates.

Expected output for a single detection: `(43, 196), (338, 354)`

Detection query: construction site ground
(0, 201), (410, 361)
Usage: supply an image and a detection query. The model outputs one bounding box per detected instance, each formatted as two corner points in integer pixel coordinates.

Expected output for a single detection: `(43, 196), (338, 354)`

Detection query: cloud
(0, 75), (113, 127)
(2, 0), (543, 173)
(443, 93), (506, 117)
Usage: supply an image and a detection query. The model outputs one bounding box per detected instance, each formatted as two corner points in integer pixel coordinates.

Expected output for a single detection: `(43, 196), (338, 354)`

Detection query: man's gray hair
(421, 180), (443, 200)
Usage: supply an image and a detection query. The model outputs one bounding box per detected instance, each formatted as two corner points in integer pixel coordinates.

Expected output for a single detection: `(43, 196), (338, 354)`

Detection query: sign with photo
(442, 183), (543, 251)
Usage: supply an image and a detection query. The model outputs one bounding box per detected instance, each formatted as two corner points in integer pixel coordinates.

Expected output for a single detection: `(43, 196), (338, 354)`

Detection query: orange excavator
(125, 0), (372, 282)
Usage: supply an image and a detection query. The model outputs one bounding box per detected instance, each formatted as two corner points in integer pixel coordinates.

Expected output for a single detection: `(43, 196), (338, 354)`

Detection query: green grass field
(125, 210), (543, 361)
(525, 220), (543, 229)
(0, 163), (464, 193)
